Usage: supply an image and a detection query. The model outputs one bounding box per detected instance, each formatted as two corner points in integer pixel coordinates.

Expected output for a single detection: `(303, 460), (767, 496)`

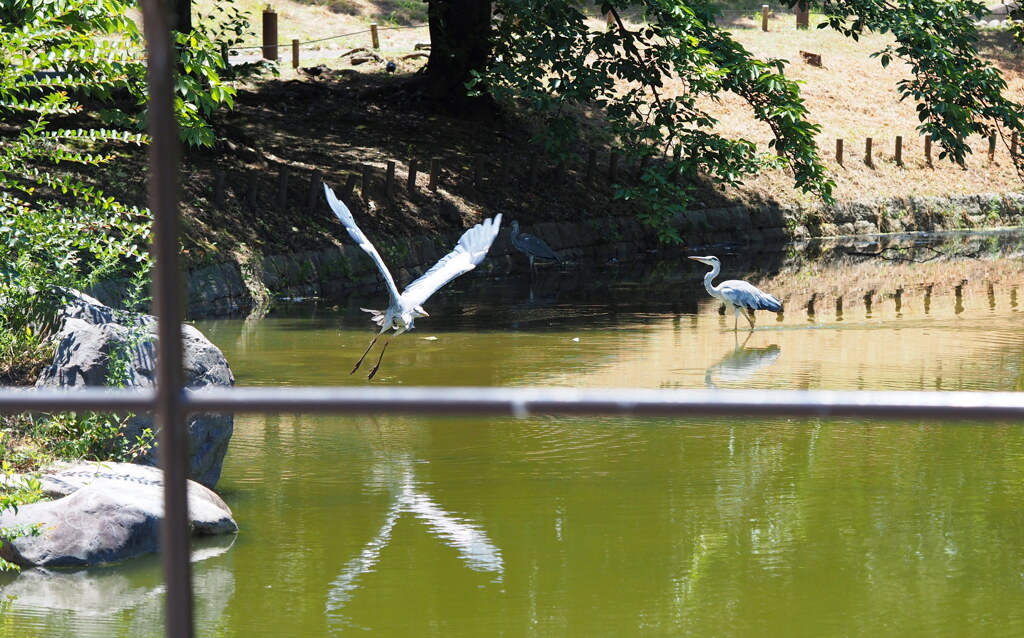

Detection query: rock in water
(0, 461), (237, 568)
(34, 291), (235, 488)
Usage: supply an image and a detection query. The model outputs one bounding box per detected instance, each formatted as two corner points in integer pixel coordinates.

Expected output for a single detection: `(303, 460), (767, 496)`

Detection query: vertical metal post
(139, 1), (193, 638)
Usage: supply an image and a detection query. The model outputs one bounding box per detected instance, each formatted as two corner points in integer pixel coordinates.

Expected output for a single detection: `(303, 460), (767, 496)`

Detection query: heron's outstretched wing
(401, 214), (503, 309)
(323, 183), (401, 307)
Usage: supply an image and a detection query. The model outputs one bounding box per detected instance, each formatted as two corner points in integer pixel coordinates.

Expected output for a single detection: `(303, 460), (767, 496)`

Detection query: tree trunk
(421, 0), (494, 116)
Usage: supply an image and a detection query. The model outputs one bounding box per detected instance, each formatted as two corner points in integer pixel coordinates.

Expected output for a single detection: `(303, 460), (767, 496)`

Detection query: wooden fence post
(292, 39), (300, 69)
(865, 137), (873, 167)
(371, 23), (380, 49)
(429, 158), (440, 192)
(608, 150), (619, 184)
(586, 149), (597, 185)
(895, 135), (903, 167)
(407, 159), (418, 193)
(1012, 132), (1018, 158)
(385, 161), (396, 199)
(795, 1), (809, 29)
(836, 138), (843, 165)
(342, 174), (358, 201)
(307, 169), (322, 212)
(361, 164), (371, 201)
(989, 134), (997, 164)
(925, 133), (932, 167)
(262, 7), (278, 61)
(761, 4), (769, 31)
(527, 153), (539, 188)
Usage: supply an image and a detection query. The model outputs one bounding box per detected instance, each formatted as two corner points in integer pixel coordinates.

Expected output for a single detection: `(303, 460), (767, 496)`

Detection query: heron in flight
(688, 255), (782, 331)
(510, 220), (560, 270)
(324, 183), (503, 379)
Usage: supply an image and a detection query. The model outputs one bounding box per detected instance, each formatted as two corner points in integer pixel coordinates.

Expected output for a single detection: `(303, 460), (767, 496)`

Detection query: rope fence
(226, 9), (429, 69)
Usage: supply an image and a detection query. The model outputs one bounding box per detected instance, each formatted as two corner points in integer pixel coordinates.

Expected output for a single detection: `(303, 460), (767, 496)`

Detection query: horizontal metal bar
(1, 387), (1021, 421)
(0, 388), (155, 413)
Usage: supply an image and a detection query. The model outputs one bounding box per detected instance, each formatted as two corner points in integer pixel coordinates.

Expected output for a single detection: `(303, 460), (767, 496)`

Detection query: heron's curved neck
(703, 262), (722, 297)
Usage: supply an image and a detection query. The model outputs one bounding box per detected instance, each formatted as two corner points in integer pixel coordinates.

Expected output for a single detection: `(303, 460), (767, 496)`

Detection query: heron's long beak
(687, 256), (708, 263)
(420, 309), (429, 317)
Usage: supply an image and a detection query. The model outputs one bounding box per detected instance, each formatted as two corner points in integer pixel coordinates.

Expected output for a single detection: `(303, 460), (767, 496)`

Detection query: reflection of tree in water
(325, 456), (503, 629)
(704, 334), (781, 388)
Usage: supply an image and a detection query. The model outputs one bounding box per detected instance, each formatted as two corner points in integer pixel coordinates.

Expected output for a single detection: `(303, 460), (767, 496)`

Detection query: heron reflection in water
(688, 255), (783, 330)
(325, 457), (503, 627)
(705, 333), (781, 388)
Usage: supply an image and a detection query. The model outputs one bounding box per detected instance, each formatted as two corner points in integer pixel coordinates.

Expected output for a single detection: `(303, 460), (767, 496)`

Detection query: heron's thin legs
(367, 336), (393, 379)
(351, 335), (378, 374)
(743, 309), (756, 330)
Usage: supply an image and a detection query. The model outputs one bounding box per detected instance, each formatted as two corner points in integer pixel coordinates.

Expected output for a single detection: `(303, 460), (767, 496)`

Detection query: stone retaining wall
(92, 193), (1023, 318)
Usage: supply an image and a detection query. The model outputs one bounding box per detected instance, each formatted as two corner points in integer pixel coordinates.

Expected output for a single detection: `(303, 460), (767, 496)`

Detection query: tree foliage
(468, 0), (1024, 241)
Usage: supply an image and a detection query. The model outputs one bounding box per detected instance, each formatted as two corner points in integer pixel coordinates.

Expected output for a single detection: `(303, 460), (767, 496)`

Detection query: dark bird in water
(688, 255), (783, 331)
(510, 220), (560, 270)
(324, 183), (503, 379)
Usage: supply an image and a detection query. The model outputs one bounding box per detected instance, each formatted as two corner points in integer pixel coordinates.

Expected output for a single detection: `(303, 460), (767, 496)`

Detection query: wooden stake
(925, 134), (932, 167)
(608, 150), (619, 183)
(989, 134), (997, 163)
(361, 164), (371, 201)
(342, 174), (358, 201)
(370, 23), (379, 49)
(836, 138), (844, 165)
(385, 161), (396, 199)
(586, 149), (597, 185)
(429, 158), (439, 192)
(407, 159), (418, 193)
(1011, 132), (1018, 158)
(895, 135), (903, 167)
(527, 153), (539, 188)
(761, 4), (769, 31)
(306, 168), (322, 212)
(261, 8), (278, 61)
(795, 1), (809, 29)
(865, 137), (873, 167)
(292, 39), (299, 69)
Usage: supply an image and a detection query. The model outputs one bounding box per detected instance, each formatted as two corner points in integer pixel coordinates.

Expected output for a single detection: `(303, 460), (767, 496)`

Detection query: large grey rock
(0, 462), (237, 568)
(35, 291), (234, 488)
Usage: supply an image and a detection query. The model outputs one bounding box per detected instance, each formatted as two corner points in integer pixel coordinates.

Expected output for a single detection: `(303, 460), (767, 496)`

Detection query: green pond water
(3, 230), (1024, 637)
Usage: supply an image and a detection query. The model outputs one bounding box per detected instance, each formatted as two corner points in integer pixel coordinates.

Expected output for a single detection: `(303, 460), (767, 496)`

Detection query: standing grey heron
(510, 220), (560, 270)
(688, 255), (783, 331)
(324, 183), (503, 379)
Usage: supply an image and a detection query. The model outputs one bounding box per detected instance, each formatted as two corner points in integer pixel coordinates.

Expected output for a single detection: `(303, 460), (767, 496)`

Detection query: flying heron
(688, 255), (782, 330)
(510, 220), (560, 270)
(324, 183), (503, 379)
